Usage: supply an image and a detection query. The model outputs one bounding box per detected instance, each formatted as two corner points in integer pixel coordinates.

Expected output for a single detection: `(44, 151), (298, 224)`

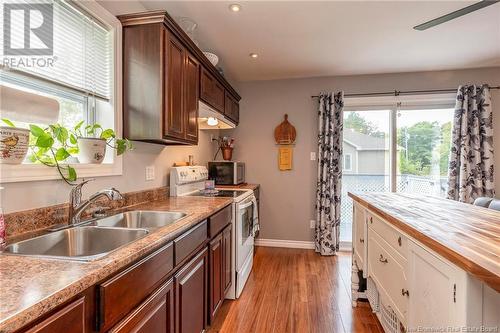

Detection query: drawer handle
(398, 236), (402, 247)
(379, 254), (388, 263)
(359, 238), (364, 243)
(401, 289), (410, 297)
(370, 217), (373, 224)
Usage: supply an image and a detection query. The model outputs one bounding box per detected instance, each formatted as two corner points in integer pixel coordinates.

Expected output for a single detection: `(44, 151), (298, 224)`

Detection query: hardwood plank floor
(208, 246), (383, 333)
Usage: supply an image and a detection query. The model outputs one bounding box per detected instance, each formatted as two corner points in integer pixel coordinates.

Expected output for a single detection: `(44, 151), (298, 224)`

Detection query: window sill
(0, 157), (123, 183)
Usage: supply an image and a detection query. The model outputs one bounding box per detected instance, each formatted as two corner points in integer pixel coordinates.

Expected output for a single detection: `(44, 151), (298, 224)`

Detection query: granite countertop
(0, 196), (232, 333)
(216, 183), (259, 191)
(349, 192), (500, 292)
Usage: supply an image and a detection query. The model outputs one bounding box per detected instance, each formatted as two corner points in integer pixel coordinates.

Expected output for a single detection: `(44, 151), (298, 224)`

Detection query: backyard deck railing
(340, 174), (448, 241)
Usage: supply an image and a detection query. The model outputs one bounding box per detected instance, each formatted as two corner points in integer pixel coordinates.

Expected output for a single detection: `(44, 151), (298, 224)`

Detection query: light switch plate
(310, 152), (316, 161)
(145, 166), (155, 181)
(310, 220), (316, 229)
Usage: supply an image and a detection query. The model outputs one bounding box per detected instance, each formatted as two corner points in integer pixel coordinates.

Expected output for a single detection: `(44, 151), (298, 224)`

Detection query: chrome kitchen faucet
(68, 180), (123, 226)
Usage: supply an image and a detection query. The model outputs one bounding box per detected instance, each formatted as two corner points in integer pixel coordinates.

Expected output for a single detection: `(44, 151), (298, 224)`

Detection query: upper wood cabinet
(119, 11), (241, 145)
(200, 67), (225, 113)
(224, 91), (239, 124)
(184, 52), (200, 143)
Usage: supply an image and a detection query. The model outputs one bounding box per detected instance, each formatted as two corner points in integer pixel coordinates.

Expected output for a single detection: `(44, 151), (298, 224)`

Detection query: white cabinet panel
(408, 240), (461, 329)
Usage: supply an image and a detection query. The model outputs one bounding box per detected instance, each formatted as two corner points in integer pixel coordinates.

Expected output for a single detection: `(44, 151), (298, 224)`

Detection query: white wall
(231, 67), (500, 242)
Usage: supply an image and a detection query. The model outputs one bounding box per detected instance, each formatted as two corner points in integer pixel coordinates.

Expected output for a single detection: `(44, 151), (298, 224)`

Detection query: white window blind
(3, 0), (112, 99)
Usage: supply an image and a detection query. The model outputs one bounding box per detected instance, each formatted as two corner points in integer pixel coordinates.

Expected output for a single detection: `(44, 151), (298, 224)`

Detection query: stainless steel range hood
(198, 101), (235, 130)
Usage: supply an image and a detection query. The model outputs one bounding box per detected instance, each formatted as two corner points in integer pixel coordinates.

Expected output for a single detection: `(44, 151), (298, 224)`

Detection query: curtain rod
(310, 86), (500, 98)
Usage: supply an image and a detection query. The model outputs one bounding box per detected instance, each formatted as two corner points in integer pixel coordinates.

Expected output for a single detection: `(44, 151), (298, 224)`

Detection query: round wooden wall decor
(274, 114), (297, 145)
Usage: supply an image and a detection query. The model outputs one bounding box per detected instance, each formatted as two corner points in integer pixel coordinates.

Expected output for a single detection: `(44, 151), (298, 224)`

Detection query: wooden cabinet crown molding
(118, 10), (240, 101)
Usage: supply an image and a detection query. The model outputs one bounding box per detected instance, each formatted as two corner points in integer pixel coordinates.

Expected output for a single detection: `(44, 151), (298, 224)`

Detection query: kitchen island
(349, 192), (499, 332)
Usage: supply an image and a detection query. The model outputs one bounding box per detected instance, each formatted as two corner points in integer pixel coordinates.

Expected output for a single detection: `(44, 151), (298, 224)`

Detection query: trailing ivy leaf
(1, 119), (15, 127)
(56, 127), (69, 144)
(67, 166), (77, 181)
(74, 120), (84, 131)
(100, 128), (115, 139)
(36, 134), (54, 148)
(84, 124), (93, 135)
(35, 147), (49, 157)
(69, 134), (77, 145)
(116, 139), (127, 155)
(30, 124), (46, 137)
(55, 148), (70, 161)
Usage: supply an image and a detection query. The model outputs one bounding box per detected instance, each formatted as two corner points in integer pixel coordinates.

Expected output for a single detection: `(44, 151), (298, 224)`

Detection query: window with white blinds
(4, 0), (112, 99)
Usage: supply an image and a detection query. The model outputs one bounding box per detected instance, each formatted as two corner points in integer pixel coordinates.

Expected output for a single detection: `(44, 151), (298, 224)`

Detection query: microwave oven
(208, 161), (245, 185)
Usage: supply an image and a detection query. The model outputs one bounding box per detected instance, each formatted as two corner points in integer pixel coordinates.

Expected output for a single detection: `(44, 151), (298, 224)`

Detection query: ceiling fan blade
(414, 0), (500, 31)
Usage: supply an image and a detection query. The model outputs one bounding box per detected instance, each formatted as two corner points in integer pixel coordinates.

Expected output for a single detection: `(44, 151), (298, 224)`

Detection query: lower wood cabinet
(209, 232), (223, 322)
(222, 225), (232, 295)
(24, 297), (85, 333)
(18, 206), (235, 333)
(174, 248), (208, 333)
(109, 279), (174, 333)
(209, 224), (232, 323)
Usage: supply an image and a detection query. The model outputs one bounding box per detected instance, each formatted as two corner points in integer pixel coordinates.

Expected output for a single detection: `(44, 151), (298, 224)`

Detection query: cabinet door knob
(370, 217), (373, 224)
(359, 238), (364, 243)
(398, 236), (402, 247)
(401, 289), (410, 297)
(379, 254), (388, 263)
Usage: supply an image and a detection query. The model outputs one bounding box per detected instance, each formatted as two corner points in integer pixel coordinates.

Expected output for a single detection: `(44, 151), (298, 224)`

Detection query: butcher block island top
(348, 192), (500, 292)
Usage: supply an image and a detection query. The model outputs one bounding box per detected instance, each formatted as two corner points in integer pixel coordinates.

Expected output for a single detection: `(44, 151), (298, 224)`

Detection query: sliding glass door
(340, 104), (454, 243)
(340, 110), (390, 242)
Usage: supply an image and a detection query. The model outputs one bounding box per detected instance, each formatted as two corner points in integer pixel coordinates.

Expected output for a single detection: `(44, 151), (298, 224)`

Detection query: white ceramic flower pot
(0, 126), (30, 164)
(77, 137), (106, 164)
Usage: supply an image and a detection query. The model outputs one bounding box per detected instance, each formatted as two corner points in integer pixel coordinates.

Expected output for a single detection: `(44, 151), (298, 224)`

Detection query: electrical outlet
(310, 220), (316, 229)
(145, 166), (155, 181)
(310, 152), (316, 161)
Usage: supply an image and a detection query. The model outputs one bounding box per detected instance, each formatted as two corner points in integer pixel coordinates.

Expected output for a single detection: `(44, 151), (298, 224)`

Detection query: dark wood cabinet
(109, 279), (174, 333)
(208, 224), (232, 324)
(224, 91), (239, 124)
(97, 242), (174, 332)
(19, 204), (235, 333)
(200, 67), (224, 113)
(164, 30), (185, 140)
(208, 233), (223, 322)
(120, 11), (240, 145)
(23, 298), (85, 333)
(222, 224), (232, 295)
(174, 248), (208, 333)
(184, 52), (199, 143)
(122, 23), (200, 145)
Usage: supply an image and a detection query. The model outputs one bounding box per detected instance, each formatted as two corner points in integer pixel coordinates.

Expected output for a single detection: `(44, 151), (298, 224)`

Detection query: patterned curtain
(447, 85), (495, 203)
(315, 92), (344, 256)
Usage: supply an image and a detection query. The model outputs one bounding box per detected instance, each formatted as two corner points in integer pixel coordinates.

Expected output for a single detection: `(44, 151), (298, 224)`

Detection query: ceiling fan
(413, 0), (500, 31)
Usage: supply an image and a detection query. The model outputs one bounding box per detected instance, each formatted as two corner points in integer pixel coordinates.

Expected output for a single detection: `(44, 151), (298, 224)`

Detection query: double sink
(3, 211), (187, 262)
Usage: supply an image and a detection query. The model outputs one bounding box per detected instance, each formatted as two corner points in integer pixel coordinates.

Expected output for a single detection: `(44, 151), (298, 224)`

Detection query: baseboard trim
(255, 238), (352, 252)
(255, 238), (315, 249)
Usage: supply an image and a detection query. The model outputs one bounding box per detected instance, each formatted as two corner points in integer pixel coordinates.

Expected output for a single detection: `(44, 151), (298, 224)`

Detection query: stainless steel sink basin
(95, 211), (187, 229)
(3, 226), (148, 261)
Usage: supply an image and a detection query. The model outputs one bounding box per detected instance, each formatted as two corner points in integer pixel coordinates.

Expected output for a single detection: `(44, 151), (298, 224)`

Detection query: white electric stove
(170, 166), (259, 299)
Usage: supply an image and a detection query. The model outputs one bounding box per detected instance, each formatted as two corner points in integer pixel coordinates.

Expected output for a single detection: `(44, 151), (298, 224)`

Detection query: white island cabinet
(349, 192), (500, 333)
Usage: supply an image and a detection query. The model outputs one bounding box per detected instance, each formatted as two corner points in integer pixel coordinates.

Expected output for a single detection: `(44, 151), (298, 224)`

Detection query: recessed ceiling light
(229, 4), (241, 12)
(249, 53), (258, 59)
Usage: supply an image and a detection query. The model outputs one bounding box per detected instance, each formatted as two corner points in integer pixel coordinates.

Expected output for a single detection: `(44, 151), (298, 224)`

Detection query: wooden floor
(207, 247), (383, 333)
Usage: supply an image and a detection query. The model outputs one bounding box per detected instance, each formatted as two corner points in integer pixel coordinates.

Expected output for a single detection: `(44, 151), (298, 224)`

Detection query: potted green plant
(0, 119), (30, 164)
(72, 121), (131, 164)
(2, 119), (132, 184)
